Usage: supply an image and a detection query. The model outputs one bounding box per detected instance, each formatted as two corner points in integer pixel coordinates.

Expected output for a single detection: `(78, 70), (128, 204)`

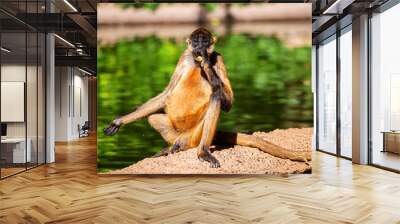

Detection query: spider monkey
(104, 28), (311, 168)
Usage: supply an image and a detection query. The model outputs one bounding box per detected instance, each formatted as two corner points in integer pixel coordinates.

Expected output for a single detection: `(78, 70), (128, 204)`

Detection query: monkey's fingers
(198, 152), (220, 168)
(103, 124), (120, 136)
(195, 56), (203, 62)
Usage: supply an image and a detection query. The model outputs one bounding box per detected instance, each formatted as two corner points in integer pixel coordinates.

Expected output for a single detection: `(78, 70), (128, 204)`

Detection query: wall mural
(97, 3), (313, 174)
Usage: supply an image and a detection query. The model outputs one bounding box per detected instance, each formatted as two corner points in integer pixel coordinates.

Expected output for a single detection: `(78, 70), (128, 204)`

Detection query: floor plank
(1, 135), (400, 223)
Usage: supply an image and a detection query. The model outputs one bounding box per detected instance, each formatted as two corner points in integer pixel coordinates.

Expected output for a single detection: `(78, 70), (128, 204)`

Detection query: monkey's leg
(148, 114), (179, 145)
(148, 114), (186, 157)
(196, 98), (221, 168)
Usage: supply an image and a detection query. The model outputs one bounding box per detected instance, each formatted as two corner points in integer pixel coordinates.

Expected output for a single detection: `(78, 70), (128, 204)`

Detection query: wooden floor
(1, 135), (400, 224)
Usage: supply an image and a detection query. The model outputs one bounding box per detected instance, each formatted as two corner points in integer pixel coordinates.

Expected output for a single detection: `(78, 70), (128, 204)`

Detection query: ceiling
(311, 0), (390, 43)
(0, 0), (394, 74)
(1, 0), (98, 74)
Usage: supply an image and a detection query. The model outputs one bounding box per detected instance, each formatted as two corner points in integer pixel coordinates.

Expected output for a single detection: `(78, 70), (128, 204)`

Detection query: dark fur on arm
(201, 52), (233, 112)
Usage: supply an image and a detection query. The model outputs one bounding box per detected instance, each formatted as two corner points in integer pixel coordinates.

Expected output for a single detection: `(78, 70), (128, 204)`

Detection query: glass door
(1, 30), (28, 178)
(0, 1), (46, 179)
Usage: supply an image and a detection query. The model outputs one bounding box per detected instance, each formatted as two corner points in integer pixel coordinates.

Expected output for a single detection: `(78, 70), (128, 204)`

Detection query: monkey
(104, 28), (311, 168)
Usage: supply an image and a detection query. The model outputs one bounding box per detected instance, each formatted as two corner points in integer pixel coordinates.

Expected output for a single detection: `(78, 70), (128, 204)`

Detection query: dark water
(97, 34), (312, 172)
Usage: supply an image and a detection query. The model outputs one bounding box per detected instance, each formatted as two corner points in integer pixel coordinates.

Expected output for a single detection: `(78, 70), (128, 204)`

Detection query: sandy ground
(106, 128), (312, 175)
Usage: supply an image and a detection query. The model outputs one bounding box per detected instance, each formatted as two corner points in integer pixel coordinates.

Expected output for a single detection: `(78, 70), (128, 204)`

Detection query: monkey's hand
(103, 118), (122, 136)
(199, 50), (212, 70)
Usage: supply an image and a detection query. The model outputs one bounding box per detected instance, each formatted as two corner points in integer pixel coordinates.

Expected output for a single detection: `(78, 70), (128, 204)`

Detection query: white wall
(72, 73), (89, 138)
(1, 65), (26, 142)
(55, 67), (69, 141)
(54, 67), (89, 141)
(1, 65), (25, 130)
(1, 82), (25, 122)
(1, 63), (46, 164)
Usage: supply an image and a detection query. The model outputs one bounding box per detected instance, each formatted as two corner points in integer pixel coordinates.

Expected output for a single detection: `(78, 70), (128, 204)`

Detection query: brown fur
(166, 66), (212, 132)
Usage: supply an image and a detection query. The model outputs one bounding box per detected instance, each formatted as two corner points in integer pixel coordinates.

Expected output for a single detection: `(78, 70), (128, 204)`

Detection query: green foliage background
(97, 35), (312, 172)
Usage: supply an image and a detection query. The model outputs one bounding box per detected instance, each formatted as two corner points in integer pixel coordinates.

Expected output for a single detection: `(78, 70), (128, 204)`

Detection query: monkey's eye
(191, 35), (210, 49)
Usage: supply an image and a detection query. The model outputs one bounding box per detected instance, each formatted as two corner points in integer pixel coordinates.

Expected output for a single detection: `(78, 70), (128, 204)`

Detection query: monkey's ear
(186, 38), (191, 45)
(212, 36), (217, 44)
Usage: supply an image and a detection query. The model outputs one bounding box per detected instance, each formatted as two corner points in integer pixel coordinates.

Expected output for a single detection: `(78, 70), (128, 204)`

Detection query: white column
(45, 1), (55, 163)
(352, 14), (369, 164)
(46, 33), (55, 163)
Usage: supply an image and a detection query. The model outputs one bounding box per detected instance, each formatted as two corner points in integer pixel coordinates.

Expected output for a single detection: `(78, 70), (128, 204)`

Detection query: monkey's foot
(152, 144), (181, 158)
(169, 143), (181, 154)
(152, 147), (170, 158)
(198, 151), (220, 168)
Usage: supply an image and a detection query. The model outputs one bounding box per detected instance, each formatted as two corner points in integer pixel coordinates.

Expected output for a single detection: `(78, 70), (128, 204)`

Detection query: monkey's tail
(214, 131), (311, 162)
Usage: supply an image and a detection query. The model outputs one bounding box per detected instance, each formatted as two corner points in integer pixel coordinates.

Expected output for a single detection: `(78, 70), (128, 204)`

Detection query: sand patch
(106, 128), (312, 175)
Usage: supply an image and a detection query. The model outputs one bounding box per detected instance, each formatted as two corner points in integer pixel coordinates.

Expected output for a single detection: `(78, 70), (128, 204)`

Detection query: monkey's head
(187, 28), (217, 62)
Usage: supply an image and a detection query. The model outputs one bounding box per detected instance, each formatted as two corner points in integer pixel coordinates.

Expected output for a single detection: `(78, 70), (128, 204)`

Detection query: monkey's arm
(121, 69), (184, 125)
(211, 55), (233, 112)
(104, 92), (168, 136)
(104, 57), (185, 136)
(119, 93), (166, 125)
(201, 53), (233, 112)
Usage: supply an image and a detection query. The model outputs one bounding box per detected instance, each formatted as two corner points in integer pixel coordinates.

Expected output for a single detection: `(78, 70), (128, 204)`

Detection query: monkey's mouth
(192, 48), (203, 57)
(192, 48), (208, 62)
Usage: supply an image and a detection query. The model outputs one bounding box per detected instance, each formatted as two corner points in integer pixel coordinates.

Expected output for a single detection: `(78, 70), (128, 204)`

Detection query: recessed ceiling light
(1, 47), (11, 53)
(323, 0), (355, 15)
(63, 0), (78, 12)
(54, 34), (75, 48)
(78, 67), (93, 76)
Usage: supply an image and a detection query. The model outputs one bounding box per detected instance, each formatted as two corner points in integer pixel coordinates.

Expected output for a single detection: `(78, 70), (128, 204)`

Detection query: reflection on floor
(0, 163), (43, 179)
(0, 135), (400, 223)
(0, 167), (25, 177)
(373, 150), (400, 171)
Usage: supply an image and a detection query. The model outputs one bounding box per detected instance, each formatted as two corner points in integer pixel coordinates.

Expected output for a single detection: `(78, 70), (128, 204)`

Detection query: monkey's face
(188, 29), (215, 62)
(191, 33), (211, 56)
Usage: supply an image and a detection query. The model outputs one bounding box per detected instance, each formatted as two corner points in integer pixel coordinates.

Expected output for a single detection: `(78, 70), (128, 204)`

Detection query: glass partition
(1, 31), (28, 177)
(370, 3), (400, 171)
(339, 26), (352, 158)
(0, 1), (46, 179)
(317, 35), (337, 154)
